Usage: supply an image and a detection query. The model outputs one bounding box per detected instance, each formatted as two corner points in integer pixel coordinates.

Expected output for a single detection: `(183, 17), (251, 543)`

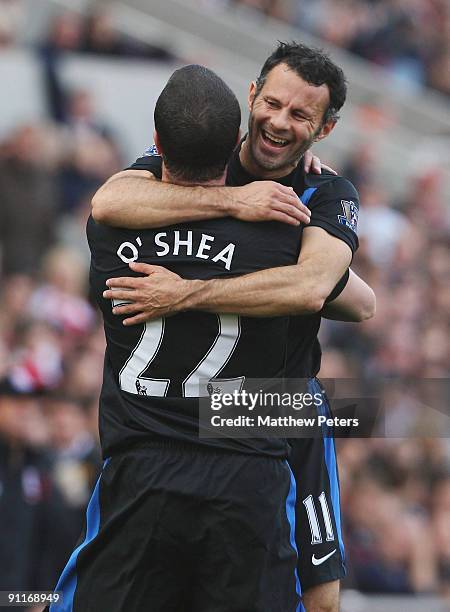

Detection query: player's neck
(162, 165), (226, 187)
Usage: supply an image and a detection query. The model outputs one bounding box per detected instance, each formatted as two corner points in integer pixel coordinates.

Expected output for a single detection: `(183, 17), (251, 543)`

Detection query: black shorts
(49, 442), (300, 612)
(289, 378), (346, 592)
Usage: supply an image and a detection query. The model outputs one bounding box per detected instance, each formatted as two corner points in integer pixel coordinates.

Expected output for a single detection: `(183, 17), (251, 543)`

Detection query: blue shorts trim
(308, 379), (345, 563)
(285, 461), (303, 610)
(50, 458), (109, 612)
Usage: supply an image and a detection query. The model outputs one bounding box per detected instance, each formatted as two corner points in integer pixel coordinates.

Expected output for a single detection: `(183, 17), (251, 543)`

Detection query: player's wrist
(192, 185), (234, 219)
(178, 279), (209, 311)
(218, 187), (240, 218)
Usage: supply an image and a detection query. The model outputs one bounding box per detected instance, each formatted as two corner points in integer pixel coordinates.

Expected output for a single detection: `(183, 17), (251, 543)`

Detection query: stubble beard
(247, 115), (318, 176)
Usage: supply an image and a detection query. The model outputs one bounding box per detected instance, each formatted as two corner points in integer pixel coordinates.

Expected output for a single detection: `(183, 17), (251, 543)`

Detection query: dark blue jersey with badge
(88, 192), (303, 457)
(129, 142), (359, 378)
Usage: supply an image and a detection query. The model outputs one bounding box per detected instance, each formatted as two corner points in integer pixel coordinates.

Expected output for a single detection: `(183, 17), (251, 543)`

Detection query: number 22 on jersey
(118, 313), (245, 398)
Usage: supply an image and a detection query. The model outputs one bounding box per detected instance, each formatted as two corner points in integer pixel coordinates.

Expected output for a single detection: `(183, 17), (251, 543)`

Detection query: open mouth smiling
(261, 129), (289, 148)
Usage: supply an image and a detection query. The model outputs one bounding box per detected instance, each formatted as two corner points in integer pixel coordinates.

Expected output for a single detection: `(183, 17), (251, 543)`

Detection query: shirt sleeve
(125, 146), (163, 178)
(308, 176), (359, 254)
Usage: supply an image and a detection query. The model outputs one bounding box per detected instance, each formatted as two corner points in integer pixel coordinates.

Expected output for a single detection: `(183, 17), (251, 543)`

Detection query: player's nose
(268, 110), (290, 133)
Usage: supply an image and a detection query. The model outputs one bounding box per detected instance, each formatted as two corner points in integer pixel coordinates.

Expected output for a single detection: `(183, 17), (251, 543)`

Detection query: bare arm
(92, 169), (229, 228)
(177, 226), (352, 316)
(91, 150), (335, 229)
(104, 226), (352, 323)
(91, 170), (311, 228)
(321, 269), (376, 322)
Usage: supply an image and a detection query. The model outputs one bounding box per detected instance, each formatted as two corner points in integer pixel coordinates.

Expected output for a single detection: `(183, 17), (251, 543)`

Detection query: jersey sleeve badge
(142, 144), (159, 156)
(338, 200), (358, 232)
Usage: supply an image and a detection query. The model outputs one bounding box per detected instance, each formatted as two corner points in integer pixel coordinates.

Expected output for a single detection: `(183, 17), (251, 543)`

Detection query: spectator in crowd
(41, 7), (176, 63)
(0, 125), (60, 277)
(81, 7), (175, 60)
(28, 246), (95, 340)
(45, 394), (101, 570)
(0, 380), (66, 598)
(58, 89), (123, 214)
(357, 182), (410, 267)
(41, 10), (84, 55)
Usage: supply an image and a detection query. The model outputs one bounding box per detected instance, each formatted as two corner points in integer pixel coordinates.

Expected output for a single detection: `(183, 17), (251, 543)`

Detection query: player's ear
(154, 130), (163, 155)
(314, 119), (336, 143)
(248, 81), (257, 110)
(235, 128), (242, 146)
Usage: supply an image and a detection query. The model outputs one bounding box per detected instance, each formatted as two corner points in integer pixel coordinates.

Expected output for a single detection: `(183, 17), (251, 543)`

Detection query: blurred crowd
(320, 123), (450, 596)
(0, 0), (175, 60)
(0, 1), (449, 604)
(0, 115), (113, 595)
(339, 437), (450, 596)
(0, 3), (164, 598)
(295, 0), (450, 96)
(40, 7), (175, 63)
(225, 0), (450, 97)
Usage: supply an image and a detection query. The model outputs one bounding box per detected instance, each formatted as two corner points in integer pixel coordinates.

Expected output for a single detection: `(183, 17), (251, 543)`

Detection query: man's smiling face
(244, 63), (334, 178)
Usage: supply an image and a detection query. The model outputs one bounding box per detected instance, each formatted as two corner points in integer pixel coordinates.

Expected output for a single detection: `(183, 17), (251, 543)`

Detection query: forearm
(105, 228), (353, 324)
(180, 264), (328, 316)
(321, 269), (376, 321)
(92, 171), (232, 228)
(179, 232), (351, 317)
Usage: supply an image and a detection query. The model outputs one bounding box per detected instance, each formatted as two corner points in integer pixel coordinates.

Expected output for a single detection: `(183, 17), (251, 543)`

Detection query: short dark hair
(154, 65), (241, 182)
(255, 42), (347, 124)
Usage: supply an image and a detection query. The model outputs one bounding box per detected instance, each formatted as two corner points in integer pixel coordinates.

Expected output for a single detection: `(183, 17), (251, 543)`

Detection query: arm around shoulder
(91, 169), (159, 227)
(91, 169), (236, 229)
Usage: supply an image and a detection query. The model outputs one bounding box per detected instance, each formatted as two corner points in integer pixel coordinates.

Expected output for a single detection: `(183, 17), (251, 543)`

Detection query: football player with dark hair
(51, 64), (308, 612)
(94, 42), (376, 612)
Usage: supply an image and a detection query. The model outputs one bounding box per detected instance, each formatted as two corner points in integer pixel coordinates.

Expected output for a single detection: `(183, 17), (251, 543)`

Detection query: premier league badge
(338, 200), (358, 232)
(142, 144), (159, 157)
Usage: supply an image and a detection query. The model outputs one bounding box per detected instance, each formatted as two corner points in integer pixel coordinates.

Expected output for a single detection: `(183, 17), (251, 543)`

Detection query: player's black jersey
(130, 142), (360, 377)
(88, 205), (302, 458)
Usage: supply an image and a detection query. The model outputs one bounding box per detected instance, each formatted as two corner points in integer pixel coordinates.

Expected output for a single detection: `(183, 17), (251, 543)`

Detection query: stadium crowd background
(0, 0), (449, 606)
(226, 0), (450, 97)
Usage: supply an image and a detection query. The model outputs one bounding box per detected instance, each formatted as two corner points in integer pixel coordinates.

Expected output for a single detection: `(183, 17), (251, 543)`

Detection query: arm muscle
(91, 170), (230, 228)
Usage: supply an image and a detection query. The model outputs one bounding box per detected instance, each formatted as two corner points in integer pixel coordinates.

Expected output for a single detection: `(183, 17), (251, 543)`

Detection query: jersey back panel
(88, 214), (302, 457)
